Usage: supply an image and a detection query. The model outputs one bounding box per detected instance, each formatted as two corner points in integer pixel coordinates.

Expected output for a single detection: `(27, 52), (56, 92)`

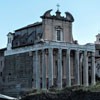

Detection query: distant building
(95, 34), (100, 78)
(0, 9), (95, 97)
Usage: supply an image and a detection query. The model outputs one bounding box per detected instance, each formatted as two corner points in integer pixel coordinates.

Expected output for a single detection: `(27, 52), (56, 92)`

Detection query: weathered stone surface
(2, 52), (33, 96)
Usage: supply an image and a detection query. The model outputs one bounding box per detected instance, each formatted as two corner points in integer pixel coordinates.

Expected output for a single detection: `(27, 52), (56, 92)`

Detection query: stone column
(42, 49), (47, 89)
(35, 51), (40, 89)
(75, 50), (80, 85)
(79, 53), (83, 85)
(66, 49), (71, 86)
(48, 48), (53, 88)
(91, 52), (96, 85)
(32, 52), (36, 88)
(63, 54), (66, 78)
(57, 49), (62, 89)
(83, 51), (89, 86)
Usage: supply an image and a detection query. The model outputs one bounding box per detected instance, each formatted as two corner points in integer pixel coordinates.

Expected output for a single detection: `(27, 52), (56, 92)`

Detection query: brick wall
(2, 52), (33, 96)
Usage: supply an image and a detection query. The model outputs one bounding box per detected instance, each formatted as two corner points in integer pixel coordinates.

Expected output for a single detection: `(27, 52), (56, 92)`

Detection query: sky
(0, 0), (100, 48)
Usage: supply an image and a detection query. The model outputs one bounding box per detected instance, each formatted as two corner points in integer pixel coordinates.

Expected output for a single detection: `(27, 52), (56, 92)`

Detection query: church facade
(0, 9), (95, 96)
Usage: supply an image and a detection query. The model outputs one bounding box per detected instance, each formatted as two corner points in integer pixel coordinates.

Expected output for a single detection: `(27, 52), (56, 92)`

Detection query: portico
(31, 41), (95, 89)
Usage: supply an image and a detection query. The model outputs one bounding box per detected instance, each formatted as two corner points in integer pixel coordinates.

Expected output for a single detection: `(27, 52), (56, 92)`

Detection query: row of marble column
(33, 48), (96, 90)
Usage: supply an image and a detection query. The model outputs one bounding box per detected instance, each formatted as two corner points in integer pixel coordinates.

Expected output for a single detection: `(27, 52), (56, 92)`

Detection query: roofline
(15, 22), (42, 32)
(0, 48), (7, 51)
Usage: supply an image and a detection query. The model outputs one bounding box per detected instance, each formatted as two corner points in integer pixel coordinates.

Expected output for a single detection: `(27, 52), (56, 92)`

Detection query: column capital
(67, 49), (70, 54)
(75, 50), (80, 54)
(76, 49), (80, 52)
(67, 48), (70, 51)
(58, 48), (62, 51)
(42, 49), (45, 52)
(84, 50), (87, 53)
(48, 47), (53, 52)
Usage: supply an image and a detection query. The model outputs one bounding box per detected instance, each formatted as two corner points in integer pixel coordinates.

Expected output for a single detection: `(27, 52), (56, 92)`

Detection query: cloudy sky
(0, 0), (100, 48)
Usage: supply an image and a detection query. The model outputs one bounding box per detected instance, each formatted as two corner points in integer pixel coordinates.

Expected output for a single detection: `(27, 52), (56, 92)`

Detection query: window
(8, 38), (12, 43)
(55, 26), (63, 41)
(56, 29), (63, 41)
(57, 30), (61, 41)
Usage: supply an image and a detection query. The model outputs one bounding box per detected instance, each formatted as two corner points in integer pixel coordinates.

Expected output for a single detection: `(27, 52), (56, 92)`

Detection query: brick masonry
(2, 52), (33, 96)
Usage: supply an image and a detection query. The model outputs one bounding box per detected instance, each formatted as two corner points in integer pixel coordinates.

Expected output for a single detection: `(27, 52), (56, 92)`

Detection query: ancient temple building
(0, 9), (95, 96)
